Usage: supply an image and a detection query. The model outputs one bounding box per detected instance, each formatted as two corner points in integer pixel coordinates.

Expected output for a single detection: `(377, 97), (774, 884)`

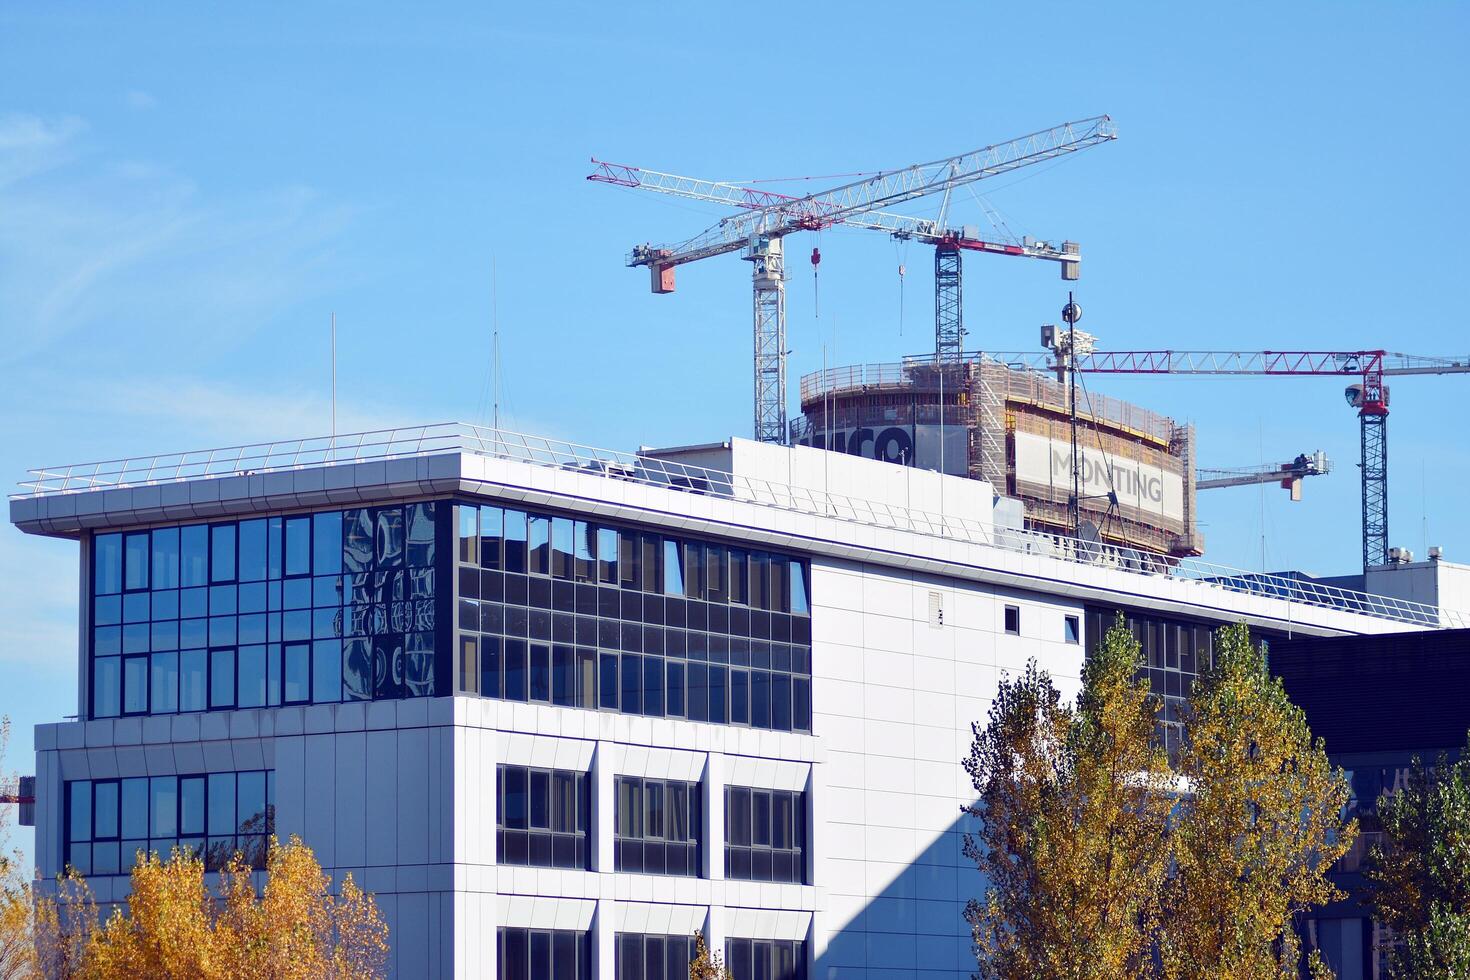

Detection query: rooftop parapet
(11, 422), (1464, 630)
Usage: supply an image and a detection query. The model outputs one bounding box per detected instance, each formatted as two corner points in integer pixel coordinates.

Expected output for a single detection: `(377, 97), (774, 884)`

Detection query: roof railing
(13, 422), (1462, 630)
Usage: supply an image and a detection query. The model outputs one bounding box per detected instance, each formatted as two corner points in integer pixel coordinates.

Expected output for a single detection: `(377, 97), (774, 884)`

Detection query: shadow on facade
(814, 807), (981, 979)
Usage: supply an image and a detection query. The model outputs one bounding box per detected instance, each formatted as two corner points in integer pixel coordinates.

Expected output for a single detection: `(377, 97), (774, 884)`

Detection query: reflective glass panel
(210, 525), (235, 583)
(124, 533), (149, 591)
(238, 520), (267, 582)
(151, 528), (180, 590)
(95, 534), (123, 595)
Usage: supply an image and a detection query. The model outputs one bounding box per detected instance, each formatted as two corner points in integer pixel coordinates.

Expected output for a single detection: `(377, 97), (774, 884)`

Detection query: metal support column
(934, 241), (963, 362)
(1361, 409), (1388, 570)
(746, 237), (788, 444)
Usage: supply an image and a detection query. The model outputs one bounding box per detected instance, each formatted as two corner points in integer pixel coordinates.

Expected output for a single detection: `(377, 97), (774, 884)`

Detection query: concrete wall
(33, 696), (821, 979)
(1365, 558), (1470, 624)
(809, 558), (1086, 978)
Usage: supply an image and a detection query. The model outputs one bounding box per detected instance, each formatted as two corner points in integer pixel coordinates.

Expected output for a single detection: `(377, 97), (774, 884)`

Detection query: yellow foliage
(964, 621), (1356, 980)
(1159, 623), (1355, 980)
(688, 930), (733, 980)
(0, 715), (42, 980)
(30, 836), (387, 980)
(963, 616), (1176, 979)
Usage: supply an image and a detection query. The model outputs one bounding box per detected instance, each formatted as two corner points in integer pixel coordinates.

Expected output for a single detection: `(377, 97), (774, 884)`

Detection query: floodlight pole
(1064, 293), (1082, 535)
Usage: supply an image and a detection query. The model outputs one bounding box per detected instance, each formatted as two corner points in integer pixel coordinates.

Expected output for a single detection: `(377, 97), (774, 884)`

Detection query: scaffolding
(796, 354), (1201, 557)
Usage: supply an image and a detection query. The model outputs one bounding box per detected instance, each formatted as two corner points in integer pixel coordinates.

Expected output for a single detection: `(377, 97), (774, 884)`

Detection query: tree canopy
(964, 618), (1355, 980)
(1364, 732), (1470, 978)
(963, 615), (1174, 979)
(22, 835), (387, 980)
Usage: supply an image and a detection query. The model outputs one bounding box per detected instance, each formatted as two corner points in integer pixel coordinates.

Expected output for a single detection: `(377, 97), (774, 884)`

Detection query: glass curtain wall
(89, 503), (444, 719)
(456, 503), (813, 733)
(65, 770), (273, 876)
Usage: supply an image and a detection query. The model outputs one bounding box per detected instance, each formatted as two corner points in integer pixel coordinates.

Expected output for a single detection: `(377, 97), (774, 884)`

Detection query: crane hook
(811, 246), (822, 319)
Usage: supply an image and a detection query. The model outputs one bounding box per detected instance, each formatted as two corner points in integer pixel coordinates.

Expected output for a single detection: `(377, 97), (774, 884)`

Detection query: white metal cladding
(11, 421), (1463, 629)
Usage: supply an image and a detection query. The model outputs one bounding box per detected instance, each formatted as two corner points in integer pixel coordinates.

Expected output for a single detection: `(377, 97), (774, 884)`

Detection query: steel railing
(13, 421), (1462, 630)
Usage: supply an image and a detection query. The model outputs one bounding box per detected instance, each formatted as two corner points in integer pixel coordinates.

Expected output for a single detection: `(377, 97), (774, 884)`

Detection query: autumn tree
(31, 871), (96, 980)
(1363, 734), (1470, 978)
(962, 614), (1175, 980)
(37, 835), (387, 979)
(0, 716), (41, 980)
(688, 930), (732, 980)
(1161, 622), (1356, 980)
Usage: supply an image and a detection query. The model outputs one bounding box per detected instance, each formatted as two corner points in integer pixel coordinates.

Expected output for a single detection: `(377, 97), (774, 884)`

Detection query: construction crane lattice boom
(969, 346), (1470, 571)
(589, 116), (1117, 444)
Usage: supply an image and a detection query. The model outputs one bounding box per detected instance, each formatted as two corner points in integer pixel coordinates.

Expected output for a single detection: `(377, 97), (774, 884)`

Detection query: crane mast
(588, 116), (1116, 444)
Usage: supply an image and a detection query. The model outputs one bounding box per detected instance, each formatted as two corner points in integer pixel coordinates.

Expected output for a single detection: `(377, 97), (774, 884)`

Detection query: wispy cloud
(0, 531), (78, 670)
(124, 90), (157, 111)
(0, 113), (359, 367)
(0, 113), (85, 188)
(81, 376), (417, 445)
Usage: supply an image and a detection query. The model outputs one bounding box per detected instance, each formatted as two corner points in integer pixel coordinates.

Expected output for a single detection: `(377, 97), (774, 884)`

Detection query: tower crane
(1197, 451), (1331, 498)
(588, 116), (1117, 444)
(984, 341), (1470, 571)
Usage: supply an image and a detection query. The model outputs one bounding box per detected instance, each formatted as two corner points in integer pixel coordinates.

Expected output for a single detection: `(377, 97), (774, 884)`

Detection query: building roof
(9, 422), (1462, 634)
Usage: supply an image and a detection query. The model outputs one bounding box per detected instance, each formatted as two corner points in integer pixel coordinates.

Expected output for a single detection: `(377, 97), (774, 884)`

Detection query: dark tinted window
(496, 764), (589, 870)
(497, 927), (589, 980)
(725, 786), (806, 884)
(65, 770), (273, 876)
(454, 502), (813, 733)
(614, 776), (701, 876)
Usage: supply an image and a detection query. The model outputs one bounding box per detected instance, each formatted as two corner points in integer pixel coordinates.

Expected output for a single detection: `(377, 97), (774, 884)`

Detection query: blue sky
(2, 3), (1467, 862)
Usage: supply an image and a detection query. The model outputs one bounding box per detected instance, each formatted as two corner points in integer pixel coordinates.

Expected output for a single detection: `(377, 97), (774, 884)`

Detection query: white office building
(9, 424), (1452, 979)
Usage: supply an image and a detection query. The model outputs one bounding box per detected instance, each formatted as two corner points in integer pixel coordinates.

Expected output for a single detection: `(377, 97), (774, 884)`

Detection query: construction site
(589, 116), (1470, 578)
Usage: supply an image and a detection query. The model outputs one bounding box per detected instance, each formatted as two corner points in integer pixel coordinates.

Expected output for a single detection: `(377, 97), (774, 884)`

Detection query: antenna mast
(331, 312), (337, 439)
(492, 257), (501, 430)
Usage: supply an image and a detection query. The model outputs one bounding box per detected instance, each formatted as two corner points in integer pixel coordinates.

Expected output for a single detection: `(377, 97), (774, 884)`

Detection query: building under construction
(793, 354), (1202, 558)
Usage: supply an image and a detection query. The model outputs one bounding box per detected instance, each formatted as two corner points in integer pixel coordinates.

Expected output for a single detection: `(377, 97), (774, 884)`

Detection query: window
(1064, 615), (1081, 645)
(65, 771), (273, 877)
(497, 927), (590, 980)
(552, 518), (575, 580)
(662, 539), (683, 595)
(529, 516), (551, 576)
(1004, 605), (1020, 636)
(1083, 605), (1263, 761)
(726, 938), (807, 980)
(614, 776), (701, 876)
(789, 562), (809, 615)
(88, 502), (442, 718)
(496, 765), (589, 869)
(724, 786), (806, 884)
(454, 504), (813, 733)
(615, 934), (696, 980)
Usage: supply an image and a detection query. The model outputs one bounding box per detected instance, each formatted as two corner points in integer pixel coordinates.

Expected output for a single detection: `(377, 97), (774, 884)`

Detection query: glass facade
(1085, 606), (1218, 757)
(615, 933), (696, 980)
(726, 938), (807, 980)
(614, 776), (701, 876)
(496, 927), (591, 980)
(455, 503), (813, 733)
(1084, 605), (1282, 758)
(724, 786), (807, 885)
(495, 764), (590, 869)
(85, 496), (816, 737)
(64, 770), (273, 876)
(88, 503), (446, 719)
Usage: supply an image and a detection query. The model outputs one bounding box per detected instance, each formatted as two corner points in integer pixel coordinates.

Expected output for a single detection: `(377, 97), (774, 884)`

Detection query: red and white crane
(981, 342), (1470, 570)
(588, 116), (1117, 444)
